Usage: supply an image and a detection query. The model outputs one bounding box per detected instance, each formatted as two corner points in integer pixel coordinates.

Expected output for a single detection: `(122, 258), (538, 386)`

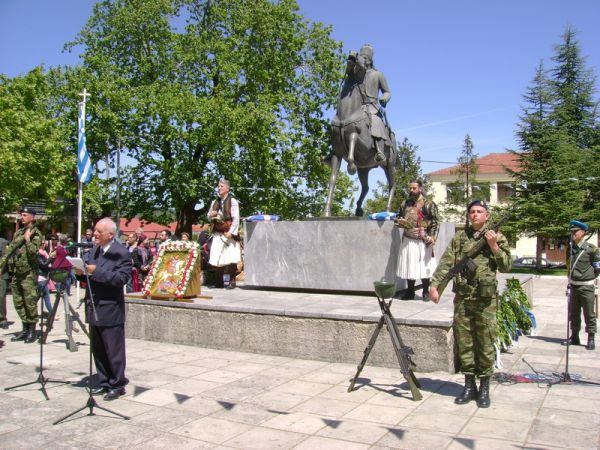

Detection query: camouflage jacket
(570, 241), (600, 282)
(0, 225), (43, 276)
(431, 225), (512, 298)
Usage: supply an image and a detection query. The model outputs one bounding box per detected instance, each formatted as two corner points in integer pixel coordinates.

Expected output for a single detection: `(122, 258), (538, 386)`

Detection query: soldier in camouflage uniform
(562, 220), (599, 351)
(0, 208), (43, 343)
(428, 200), (512, 408)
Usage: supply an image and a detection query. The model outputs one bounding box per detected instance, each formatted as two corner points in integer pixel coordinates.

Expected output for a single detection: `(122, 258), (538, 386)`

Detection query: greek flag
(77, 102), (92, 184)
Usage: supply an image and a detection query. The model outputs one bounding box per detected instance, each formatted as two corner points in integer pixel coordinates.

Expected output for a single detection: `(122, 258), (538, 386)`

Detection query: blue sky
(1, 0), (599, 192)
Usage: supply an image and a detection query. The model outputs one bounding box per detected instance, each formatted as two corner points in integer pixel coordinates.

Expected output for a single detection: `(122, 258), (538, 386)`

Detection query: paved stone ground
(1, 276), (599, 449)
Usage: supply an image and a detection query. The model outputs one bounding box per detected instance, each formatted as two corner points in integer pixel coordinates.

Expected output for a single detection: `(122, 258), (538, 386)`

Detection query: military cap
(19, 207), (36, 216)
(467, 199), (489, 211)
(569, 220), (589, 231)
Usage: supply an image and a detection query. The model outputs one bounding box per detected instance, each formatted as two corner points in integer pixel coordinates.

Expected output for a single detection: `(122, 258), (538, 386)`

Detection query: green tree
(68, 0), (347, 234)
(441, 134), (490, 223)
(363, 137), (425, 215)
(509, 27), (599, 264)
(0, 67), (75, 220)
(549, 27), (598, 148)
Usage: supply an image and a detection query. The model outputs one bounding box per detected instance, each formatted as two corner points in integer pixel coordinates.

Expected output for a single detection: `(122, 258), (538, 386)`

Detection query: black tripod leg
(348, 316), (385, 392)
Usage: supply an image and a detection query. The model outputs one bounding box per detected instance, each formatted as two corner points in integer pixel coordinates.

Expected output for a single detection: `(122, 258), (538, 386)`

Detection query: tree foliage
(440, 134), (490, 223)
(510, 27), (599, 241)
(0, 67), (76, 221)
(67, 0), (348, 233)
(363, 137), (426, 215)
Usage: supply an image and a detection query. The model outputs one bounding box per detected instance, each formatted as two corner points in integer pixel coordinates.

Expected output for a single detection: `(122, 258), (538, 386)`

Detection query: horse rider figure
(356, 44), (392, 163)
(323, 44), (392, 167)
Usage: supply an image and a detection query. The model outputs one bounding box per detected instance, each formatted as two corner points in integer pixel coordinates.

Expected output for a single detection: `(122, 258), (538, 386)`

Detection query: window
(497, 182), (514, 202)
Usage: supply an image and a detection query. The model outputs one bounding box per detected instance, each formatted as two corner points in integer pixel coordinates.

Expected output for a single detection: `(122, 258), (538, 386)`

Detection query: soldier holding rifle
(0, 208), (43, 343)
(429, 200), (512, 408)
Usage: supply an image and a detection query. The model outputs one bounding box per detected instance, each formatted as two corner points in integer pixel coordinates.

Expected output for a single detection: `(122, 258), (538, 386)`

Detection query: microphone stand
(54, 268), (129, 424)
(5, 282), (70, 399)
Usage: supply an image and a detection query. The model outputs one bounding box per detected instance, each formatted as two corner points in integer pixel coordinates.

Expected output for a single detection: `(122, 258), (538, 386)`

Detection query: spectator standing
(156, 229), (172, 252)
(132, 235), (153, 287)
(52, 234), (74, 296)
(0, 235), (10, 329)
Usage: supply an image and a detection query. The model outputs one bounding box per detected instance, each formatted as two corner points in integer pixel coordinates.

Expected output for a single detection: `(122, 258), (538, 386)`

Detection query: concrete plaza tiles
(1, 276), (599, 449)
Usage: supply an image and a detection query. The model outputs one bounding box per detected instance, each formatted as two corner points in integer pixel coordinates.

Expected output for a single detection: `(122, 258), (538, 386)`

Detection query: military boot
(477, 377), (491, 408)
(586, 334), (595, 351)
(11, 323), (29, 342)
(455, 374), (478, 405)
(24, 322), (37, 344)
(561, 333), (580, 346)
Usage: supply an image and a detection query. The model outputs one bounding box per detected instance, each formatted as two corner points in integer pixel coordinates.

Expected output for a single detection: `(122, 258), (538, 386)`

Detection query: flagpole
(77, 88), (91, 305)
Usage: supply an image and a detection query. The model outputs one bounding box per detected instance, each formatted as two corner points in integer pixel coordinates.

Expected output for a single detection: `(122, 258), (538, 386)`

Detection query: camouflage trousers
(10, 270), (39, 323)
(453, 295), (498, 377)
(570, 285), (596, 335)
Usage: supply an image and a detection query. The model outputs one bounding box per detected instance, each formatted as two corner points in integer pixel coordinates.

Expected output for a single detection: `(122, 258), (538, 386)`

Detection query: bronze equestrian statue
(323, 44), (398, 217)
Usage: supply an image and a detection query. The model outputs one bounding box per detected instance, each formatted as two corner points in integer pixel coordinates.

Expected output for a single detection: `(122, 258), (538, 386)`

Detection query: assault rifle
(348, 281), (422, 401)
(436, 212), (511, 297)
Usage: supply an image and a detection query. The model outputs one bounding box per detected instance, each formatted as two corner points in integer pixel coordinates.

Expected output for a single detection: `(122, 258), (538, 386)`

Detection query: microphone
(66, 242), (94, 249)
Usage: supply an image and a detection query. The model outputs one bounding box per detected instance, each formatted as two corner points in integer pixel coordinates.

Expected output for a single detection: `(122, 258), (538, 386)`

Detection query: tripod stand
(348, 281), (423, 401)
(4, 281), (70, 400)
(42, 275), (88, 352)
(54, 268), (129, 425)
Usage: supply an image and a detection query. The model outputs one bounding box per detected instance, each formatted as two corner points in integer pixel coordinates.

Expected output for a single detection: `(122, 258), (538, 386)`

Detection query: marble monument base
(243, 219), (454, 292)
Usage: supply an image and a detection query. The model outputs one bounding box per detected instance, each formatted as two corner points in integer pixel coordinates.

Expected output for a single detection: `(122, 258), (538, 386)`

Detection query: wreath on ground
(497, 277), (535, 350)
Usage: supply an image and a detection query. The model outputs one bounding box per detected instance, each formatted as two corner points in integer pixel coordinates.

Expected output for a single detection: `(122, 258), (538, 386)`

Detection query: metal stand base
(5, 295), (70, 399)
(54, 392), (129, 425)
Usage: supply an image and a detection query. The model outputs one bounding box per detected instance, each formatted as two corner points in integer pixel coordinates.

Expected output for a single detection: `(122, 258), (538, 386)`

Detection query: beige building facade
(427, 152), (540, 260)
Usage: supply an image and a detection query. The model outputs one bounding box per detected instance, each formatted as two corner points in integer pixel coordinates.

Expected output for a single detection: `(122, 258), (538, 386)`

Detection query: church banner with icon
(142, 241), (201, 300)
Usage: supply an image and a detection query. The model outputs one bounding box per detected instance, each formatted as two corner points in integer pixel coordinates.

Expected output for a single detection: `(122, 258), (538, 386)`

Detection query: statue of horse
(322, 53), (398, 217)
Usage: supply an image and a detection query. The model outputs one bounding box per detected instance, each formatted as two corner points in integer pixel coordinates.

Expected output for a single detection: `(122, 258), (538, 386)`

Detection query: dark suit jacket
(81, 240), (132, 327)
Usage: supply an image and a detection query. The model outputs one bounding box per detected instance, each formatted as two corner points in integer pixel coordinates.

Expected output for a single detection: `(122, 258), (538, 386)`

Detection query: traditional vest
(401, 196), (432, 240)
(210, 194), (233, 233)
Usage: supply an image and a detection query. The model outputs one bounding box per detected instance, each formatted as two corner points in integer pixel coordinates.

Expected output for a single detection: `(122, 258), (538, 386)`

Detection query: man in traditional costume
(396, 180), (439, 300)
(207, 179), (241, 289)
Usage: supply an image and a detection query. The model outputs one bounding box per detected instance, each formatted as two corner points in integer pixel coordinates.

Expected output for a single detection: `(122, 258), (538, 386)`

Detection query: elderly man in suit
(76, 218), (132, 401)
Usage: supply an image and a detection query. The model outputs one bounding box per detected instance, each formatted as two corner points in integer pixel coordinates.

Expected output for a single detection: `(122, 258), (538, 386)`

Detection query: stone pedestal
(243, 219), (454, 292)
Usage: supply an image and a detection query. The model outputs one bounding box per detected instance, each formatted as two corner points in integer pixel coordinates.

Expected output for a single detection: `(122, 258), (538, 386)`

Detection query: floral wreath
(142, 241), (200, 298)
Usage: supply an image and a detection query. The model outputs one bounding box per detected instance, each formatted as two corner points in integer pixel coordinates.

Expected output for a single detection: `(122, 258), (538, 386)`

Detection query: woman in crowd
(132, 234), (154, 286)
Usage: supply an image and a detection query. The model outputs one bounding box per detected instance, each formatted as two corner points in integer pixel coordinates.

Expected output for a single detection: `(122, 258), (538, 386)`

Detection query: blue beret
(20, 207), (36, 216)
(569, 220), (588, 231)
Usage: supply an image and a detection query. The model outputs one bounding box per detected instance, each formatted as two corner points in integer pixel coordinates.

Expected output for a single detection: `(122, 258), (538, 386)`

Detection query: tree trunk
(175, 205), (200, 237)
